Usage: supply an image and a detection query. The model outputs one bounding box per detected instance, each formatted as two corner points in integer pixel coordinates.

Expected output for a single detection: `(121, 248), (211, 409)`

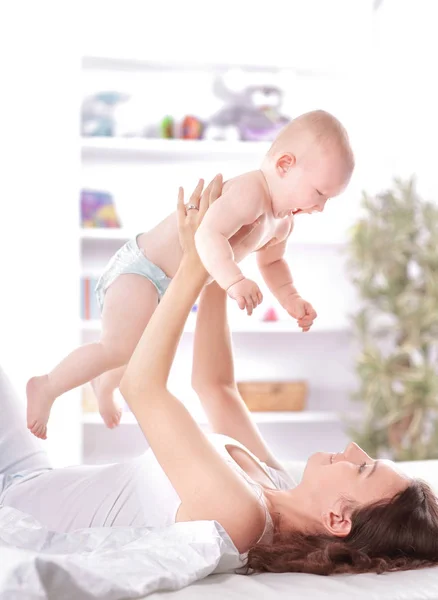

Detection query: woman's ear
(276, 153), (296, 176)
(322, 501), (353, 538)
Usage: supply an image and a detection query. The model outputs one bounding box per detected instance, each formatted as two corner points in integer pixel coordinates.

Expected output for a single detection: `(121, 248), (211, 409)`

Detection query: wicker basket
(237, 381), (308, 412)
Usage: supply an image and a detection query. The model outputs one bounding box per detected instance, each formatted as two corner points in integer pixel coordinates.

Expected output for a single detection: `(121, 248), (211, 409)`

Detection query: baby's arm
(195, 177), (265, 291)
(257, 239), (317, 331)
(256, 239), (298, 305)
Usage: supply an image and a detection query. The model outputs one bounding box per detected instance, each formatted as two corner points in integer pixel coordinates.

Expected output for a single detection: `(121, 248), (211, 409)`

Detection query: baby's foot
(92, 377), (122, 429)
(26, 375), (54, 439)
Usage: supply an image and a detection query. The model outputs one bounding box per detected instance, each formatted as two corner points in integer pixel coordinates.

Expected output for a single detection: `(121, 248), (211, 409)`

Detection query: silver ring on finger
(186, 204), (199, 211)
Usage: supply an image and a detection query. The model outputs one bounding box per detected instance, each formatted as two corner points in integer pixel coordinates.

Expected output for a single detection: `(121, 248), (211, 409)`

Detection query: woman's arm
(192, 281), (285, 472)
(120, 177), (265, 552)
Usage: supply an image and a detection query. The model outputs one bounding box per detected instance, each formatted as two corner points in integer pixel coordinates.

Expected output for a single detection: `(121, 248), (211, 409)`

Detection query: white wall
(0, 3), (82, 465)
(81, 0), (373, 73)
(366, 0), (438, 196)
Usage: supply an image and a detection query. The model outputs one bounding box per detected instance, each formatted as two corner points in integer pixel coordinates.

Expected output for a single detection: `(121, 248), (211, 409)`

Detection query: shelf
(81, 318), (348, 334)
(82, 410), (347, 426)
(79, 227), (346, 247)
(80, 228), (131, 241)
(81, 137), (270, 160)
(82, 56), (329, 77)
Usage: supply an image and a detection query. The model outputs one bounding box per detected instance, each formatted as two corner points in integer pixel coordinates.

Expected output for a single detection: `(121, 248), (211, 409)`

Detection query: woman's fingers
(209, 173), (223, 205)
(198, 174), (223, 220)
(177, 186), (186, 225)
(198, 177), (216, 220)
(188, 179), (204, 208)
(185, 178), (204, 226)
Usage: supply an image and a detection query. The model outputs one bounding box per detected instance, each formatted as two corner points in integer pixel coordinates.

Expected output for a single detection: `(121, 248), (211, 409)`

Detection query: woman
(1, 175), (438, 576)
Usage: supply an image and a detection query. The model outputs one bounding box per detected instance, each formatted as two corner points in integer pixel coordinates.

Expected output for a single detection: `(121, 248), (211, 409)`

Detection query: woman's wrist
(180, 252), (209, 281)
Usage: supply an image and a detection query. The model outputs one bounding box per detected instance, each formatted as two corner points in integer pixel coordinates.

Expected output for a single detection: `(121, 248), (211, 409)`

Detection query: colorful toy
(160, 116), (174, 139)
(80, 189), (121, 228)
(181, 115), (203, 140)
(262, 307), (279, 322)
(81, 92), (128, 137)
(204, 71), (290, 142)
(238, 85), (289, 141)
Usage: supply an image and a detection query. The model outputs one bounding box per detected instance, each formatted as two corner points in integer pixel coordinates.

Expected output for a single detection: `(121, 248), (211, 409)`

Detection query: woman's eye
(358, 462), (367, 474)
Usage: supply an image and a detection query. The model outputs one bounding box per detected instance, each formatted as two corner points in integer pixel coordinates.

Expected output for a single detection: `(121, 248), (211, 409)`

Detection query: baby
(27, 110), (354, 438)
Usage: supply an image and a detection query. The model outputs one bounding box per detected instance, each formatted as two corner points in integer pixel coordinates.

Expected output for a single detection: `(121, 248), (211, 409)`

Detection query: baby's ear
(276, 153), (296, 176)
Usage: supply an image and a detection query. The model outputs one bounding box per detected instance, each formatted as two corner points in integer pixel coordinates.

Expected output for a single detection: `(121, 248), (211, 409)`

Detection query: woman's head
(300, 442), (409, 537)
(246, 443), (438, 575)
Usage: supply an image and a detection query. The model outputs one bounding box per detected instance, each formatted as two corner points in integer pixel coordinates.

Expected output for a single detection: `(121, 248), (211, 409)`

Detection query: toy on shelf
(262, 307), (279, 322)
(160, 116), (175, 139)
(239, 85), (289, 141)
(81, 92), (128, 137)
(81, 189), (121, 228)
(204, 70), (290, 142)
(181, 115), (203, 140)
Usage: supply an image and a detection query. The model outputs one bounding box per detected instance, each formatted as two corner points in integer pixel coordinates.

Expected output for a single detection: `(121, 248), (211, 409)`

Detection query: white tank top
(0, 434), (295, 543)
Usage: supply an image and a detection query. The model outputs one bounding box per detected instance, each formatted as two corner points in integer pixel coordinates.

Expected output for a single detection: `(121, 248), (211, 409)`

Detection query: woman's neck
(263, 485), (322, 535)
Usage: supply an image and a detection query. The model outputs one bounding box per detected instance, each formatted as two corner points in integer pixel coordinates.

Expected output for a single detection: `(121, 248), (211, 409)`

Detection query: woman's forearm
(192, 282), (235, 390)
(122, 255), (208, 394)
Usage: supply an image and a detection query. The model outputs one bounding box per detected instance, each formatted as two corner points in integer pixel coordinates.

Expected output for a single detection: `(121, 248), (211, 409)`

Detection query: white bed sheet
(148, 459), (438, 600)
(148, 567), (438, 600)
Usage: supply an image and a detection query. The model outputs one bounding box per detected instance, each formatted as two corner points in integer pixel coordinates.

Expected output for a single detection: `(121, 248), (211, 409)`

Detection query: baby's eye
(358, 462), (367, 474)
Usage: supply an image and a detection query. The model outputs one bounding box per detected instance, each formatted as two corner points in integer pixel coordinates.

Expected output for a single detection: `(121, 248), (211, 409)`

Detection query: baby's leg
(27, 275), (159, 439)
(91, 366), (126, 428)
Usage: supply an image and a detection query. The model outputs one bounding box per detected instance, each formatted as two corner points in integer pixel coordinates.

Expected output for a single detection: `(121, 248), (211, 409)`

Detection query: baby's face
(270, 151), (352, 219)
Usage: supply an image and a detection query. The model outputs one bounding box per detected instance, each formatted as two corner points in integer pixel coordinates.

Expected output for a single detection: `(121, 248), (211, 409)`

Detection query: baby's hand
(283, 294), (317, 332)
(227, 278), (263, 316)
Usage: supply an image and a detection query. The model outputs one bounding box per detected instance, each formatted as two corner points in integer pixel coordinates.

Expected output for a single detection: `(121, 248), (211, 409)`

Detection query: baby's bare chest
(230, 214), (292, 263)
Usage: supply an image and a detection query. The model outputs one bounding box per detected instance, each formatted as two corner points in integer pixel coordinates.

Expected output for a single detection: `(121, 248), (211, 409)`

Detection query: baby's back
(138, 211), (182, 278)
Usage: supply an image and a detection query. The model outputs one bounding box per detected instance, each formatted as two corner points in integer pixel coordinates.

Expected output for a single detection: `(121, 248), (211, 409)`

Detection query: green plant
(348, 178), (438, 460)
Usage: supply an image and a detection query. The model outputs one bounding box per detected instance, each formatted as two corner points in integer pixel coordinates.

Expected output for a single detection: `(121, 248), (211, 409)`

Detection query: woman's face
(300, 442), (409, 534)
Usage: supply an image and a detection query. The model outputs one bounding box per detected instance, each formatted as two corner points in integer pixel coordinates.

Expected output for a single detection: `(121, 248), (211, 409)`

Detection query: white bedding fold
(0, 505), (243, 600)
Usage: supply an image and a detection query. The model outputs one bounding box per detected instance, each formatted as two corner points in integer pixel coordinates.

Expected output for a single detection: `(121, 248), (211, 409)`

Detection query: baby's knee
(99, 341), (131, 369)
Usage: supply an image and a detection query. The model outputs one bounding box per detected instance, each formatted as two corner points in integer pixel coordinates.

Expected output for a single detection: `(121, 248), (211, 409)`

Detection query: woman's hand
(177, 174), (223, 259)
(177, 173), (261, 265)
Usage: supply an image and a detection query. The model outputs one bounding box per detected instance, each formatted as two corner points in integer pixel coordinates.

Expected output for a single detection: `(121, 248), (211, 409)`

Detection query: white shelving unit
(80, 56), (356, 462)
(82, 137), (271, 160)
(81, 317), (348, 335)
(79, 228), (346, 251)
(80, 228), (131, 241)
(82, 410), (350, 426)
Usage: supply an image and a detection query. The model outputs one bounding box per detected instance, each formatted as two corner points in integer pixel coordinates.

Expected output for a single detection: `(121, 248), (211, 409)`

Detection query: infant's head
(261, 110), (354, 218)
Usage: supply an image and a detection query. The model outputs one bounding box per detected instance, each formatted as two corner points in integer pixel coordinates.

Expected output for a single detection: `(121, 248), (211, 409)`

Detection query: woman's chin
(304, 452), (332, 475)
